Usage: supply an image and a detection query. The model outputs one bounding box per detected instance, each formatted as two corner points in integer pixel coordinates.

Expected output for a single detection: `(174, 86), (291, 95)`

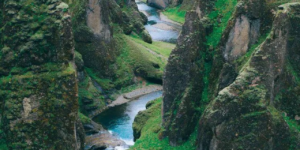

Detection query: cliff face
(74, 0), (151, 79)
(64, 0), (159, 117)
(197, 3), (300, 149)
(0, 0), (83, 149)
(162, 0), (300, 149)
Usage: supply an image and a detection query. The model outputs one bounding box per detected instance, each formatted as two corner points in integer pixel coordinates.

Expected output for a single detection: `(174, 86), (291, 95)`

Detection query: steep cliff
(162, 0), (300, 148)
(62, 0), (165, 117)
(133, 0), (300, 149)
(0, 0), (84, 149)
(197, 3), (300, 149)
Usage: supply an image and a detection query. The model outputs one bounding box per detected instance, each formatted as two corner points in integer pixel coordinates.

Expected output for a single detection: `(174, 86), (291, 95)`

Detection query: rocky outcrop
(66, 0), (155, 117)
(85, 131), (127, 150)
(0, 0), (84, 149)
(162, 0), (300, 149)
(162, 9), (208, 145)
(133, 99), (161, 141)
(147, 0), (169, 9)
(74, 0), (151, 79)
(197, 3), (300, 149)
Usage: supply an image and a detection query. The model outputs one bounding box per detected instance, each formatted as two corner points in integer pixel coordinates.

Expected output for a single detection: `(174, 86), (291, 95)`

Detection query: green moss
(78, 112), (91, 124)
(235, 32), (270, 71)
(162, 5), (186, 24)
(284, 116), (300, 132)
(206, 0), (238, 48)
(65, 0), (87, 26)
(78, 68), (107, 116)
(85, 67), (115, 90)
(131, 98), (197, 150)
(283, 115), (300, 150)
(286, 60), (300, 84)
(201, 54), (213, 103)
(242, 111), (268, 118)
(0, 129), (8, 150)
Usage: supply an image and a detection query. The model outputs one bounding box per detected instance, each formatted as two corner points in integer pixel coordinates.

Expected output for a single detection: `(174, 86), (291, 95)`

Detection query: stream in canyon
(136, 0), (181, 43)
(93, 91), (163, 147)
(91, 1), (181, 149)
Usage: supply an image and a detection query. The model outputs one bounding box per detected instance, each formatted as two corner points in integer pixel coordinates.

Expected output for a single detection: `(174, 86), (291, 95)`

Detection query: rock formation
(0, 0), (84, 149)
(197, 3), (300, 149)
(161, 0), (300, 149)
(66, 0), (158, 117)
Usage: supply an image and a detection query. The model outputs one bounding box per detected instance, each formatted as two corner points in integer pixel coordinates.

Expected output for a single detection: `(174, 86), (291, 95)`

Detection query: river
(92, 1), (180, 150)
(93, 91), (163, 146)
(136, 0), (181, 43)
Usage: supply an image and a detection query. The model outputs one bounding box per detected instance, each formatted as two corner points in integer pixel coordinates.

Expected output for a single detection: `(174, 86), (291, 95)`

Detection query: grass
(162, 5), (186, 24)
(84, 33), (166, 92)
(116, 33), (166, 71)
(131, 98), (197, 150)
(78, 112), (91, 124)
(129, 33), (175, 58)
(206, 0), (238, 48)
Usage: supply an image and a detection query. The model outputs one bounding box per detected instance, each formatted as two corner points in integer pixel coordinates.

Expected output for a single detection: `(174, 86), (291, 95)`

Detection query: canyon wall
(0, 0), (84, 149)
(162, 0), (300, 149)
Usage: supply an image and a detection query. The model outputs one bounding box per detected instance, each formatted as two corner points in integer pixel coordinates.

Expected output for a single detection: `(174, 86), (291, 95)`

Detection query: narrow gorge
(0, 0), (300, 150)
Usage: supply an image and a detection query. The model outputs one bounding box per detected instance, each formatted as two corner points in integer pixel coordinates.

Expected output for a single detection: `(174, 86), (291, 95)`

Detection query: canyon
(1, 0), (300, 150)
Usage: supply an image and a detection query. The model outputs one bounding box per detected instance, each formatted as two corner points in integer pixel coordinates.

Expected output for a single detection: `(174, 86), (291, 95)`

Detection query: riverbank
(159, 12), (182, 25)
(85, 1), (180, 149)
(108, 85), (163, 108)
(87, 84), (163, 118)
(93, 91), (163, 149)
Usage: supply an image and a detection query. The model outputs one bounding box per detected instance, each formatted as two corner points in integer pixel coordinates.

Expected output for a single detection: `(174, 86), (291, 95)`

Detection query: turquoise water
(136, 1), (180, 43)
(93, 91), (163, 146)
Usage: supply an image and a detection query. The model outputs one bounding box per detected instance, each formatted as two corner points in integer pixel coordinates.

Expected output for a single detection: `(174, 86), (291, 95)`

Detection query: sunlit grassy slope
(130, 98), (197, 150)
(162, 5), (186, 24)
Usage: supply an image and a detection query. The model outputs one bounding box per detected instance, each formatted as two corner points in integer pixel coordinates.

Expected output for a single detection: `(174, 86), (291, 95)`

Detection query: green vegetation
(85, 67), (117, 91)
(86, 32), (167, 92)
(131, 98), (197, 150)
(201, 53), (213, 104)
(283, 115), (300, 150)
(78, 70), (106, 115)
(207, 0), (238, 47)
(114, 33), (166, 76)
(0, 129), (8, 150)
(79, 112), (91, 124)
(129, 33), (175, 58)
(162, 5), (186, 24)
(235, 32), (270, 71)
(286, 60), (300, 84)
(284, 116), (300, 132)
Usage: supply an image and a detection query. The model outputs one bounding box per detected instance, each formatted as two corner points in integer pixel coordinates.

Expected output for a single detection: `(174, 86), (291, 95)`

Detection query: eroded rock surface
(0, 0), (84, 149)
(162, 0), (300, 149)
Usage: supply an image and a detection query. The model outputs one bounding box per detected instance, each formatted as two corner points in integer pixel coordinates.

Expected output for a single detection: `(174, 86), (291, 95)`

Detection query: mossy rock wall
(69, 0), (152, 89)
(0, 0), (84, 149)
(162, 0), (300, 148)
